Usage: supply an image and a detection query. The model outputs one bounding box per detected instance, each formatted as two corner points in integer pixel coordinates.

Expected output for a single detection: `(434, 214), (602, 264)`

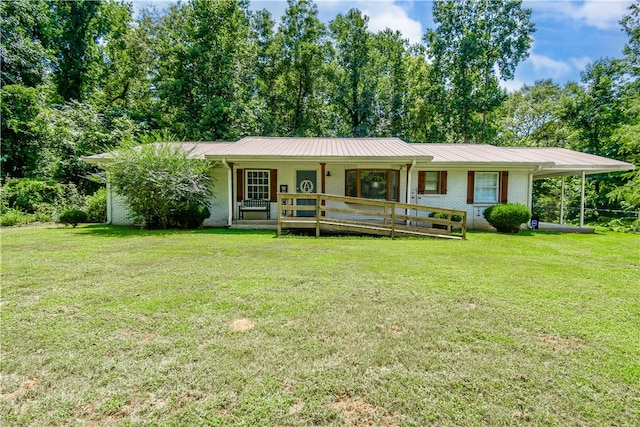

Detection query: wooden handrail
(277, 193), (467, 239)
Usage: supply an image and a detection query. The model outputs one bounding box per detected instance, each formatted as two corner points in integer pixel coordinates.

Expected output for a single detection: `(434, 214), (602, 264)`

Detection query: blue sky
(134, 0), (634, 91)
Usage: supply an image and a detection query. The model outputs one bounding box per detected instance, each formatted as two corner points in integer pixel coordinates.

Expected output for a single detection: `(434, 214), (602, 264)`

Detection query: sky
(134, 0), (635, 92)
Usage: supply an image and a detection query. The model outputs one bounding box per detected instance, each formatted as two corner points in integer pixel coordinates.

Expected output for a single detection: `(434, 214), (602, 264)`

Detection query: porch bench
(239, 199), (271, 219)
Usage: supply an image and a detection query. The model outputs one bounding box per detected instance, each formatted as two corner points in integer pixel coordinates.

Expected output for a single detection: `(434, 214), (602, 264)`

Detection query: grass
(1, 225), (639, 426)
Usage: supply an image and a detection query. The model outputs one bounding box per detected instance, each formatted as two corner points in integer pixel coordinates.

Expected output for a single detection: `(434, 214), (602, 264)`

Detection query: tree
(561, 59), (627, 157)
(496, 80), (570, 147)
(0, 0), (53, 88)
(329, 9), (376, 136)
(269, 0), (332, 136)
(106, 136), (215, 229)
(0, 85), (47, 179)
(150, 0), (253, 140)
(621, 0), (640, 73)
(37, 101), (141, 192)
(372, 29), (409, 137)
(424, 0), (534, 143)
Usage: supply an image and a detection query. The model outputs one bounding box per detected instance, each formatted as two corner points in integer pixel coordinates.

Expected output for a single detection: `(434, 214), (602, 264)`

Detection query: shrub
(483, 203), (531, 233)
(0, 209), (36, 227)
(59, 209), (88, 228)
(0, 178), (65, 213)
(85, 188), (107, 223)
(106, 141), (215, 229)
(173, 204), (210, 229)
(429, 212), (463, 229)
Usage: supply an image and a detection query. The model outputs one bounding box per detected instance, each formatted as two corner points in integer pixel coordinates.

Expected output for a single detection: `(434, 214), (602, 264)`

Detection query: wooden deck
(276, 193), (467, 239)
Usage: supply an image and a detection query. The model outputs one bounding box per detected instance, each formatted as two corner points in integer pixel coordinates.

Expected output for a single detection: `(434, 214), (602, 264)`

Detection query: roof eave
(533, 164), (635, 178)
(205, 155), (432, 163)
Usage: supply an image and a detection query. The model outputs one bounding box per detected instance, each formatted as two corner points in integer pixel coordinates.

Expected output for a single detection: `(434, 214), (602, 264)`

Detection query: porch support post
(406, 160), (416, 225)
(580, 170), (586, 228)
(560, 176), (565, 225)
(320, 162), (326, 217)
(224, 160), (234, 226)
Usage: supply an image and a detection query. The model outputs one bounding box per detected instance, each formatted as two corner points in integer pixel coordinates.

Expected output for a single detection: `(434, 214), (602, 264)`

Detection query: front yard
(1, 226), (638, 425)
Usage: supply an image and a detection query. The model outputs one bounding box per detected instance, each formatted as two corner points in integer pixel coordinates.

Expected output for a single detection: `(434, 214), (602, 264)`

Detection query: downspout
(221, 159), (233, 227)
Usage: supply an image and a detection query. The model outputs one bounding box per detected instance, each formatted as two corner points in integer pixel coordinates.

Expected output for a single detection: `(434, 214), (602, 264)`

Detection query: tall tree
(561, 59), (627, 157)
(0, 0), (53, 88)
(329, 9), (376, 136)
(424, 0), (534, 143)
(372, 29), (409, 137)
(151, 0), (253, 140)
(270, 0), (332, 136)
(496, 79), (569, 147)
(621, 0), (640, 74)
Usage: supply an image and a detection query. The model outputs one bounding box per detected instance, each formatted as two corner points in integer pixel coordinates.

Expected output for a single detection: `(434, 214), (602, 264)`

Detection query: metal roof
(409, 143), (545, 164)
(504, 147), (634, 177)
(212, 137), (428, 159)
(82, 138), (634, 177)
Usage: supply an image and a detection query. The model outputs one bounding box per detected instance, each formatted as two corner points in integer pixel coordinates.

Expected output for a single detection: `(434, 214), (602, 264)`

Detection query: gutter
(221, 159), (233, 227)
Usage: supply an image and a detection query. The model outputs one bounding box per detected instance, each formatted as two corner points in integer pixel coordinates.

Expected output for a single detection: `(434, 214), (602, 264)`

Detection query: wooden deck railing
(277, 193), (467, 239)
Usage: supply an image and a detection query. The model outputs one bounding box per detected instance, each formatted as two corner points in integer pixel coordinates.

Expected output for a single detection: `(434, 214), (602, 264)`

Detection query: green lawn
(1, 225), (639, 426)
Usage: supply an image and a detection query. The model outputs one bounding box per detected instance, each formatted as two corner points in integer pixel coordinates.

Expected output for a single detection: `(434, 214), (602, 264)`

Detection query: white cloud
(570, 55), (593, 72)
(500, 78), (527, 93)
(529, 53), (573, 79)
(528, 0), (633, 30)
(359, 1), (424, 45)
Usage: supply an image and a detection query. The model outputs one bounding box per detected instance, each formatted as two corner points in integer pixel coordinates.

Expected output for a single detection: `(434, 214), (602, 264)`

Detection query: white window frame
(424, 171), (440, 194)
(246, 170), (270, 200)
(474, 172), (499, 204)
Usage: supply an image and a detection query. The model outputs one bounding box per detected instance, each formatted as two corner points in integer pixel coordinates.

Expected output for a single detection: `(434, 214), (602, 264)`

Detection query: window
(345, 169), (400, 201)
(246, 170), (269, 200)
(474, 172), (498, 203)
(418, 171), (447, 194)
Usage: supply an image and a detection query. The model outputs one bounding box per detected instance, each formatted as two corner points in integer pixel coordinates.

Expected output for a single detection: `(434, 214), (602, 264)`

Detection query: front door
(296, 170), (317, 217)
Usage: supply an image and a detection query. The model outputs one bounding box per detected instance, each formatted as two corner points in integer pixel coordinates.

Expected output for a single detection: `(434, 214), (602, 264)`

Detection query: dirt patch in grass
(331, 394), (400, 426)
(1, 376), (41, 402)
(230, 318), (255, 332)
(540, 334), (583, 351)
(288, 398), (305, 415)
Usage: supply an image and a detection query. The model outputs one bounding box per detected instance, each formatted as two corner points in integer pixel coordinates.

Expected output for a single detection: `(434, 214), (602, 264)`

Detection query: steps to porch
(232, 193), (467, 239)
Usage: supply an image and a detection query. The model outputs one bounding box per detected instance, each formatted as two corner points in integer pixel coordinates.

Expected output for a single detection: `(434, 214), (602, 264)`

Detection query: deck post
(580, 170), (586, 228)
(277, 193), (282, 236)
(560, 177), (565, 224)
(316, 194), (321, 237)
(462, 213), (467, 239)
(391, 203), (396, 238)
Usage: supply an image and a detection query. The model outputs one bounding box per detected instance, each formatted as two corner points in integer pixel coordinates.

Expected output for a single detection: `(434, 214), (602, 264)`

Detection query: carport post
(560, 177), (565, 225)
(579, 170), (586, 228)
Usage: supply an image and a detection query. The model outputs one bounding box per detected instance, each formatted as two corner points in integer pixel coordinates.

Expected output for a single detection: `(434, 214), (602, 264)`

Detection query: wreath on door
(299, 179), (314, 193)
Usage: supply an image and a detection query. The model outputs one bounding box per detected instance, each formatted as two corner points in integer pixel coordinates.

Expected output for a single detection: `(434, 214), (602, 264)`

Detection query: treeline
(1, 0), (639, 214)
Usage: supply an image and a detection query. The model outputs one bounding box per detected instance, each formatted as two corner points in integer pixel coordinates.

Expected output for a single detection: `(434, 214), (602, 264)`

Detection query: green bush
(59, 209), (88, 228)
(85, 188), (107, 223)
(174, 204), (210, 229)
(0, 178), (65, 213)
(483, 203), (531, 233)
(106, 141), (215, 229)
(0, 209), (36, 227)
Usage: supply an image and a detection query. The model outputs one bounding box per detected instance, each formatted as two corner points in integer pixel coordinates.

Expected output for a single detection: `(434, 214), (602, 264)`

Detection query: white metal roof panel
(213, 137), (426, 158)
